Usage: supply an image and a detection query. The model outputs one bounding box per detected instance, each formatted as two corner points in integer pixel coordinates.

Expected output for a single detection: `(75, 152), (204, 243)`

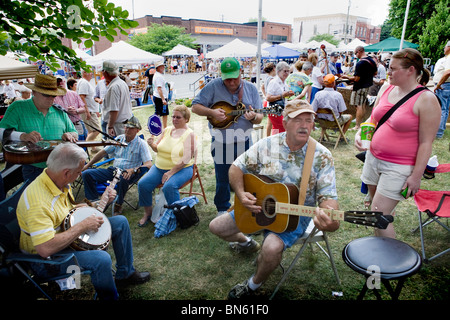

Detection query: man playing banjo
(16, 143), (150, 300)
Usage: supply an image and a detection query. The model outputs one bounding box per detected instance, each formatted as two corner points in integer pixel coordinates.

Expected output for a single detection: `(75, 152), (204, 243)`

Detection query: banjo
(62, 168), (122, 251)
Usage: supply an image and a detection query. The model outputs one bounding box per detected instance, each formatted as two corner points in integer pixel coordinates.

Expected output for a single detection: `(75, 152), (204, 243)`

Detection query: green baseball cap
(221, 57), (241, 80)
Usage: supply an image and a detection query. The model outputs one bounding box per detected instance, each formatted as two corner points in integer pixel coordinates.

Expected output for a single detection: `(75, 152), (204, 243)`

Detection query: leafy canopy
(0, 0), (139, 71)
(128, 23), (197, 56)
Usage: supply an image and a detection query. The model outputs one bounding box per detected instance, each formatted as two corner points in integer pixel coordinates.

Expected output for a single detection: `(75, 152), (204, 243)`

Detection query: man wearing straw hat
(0, 73), (78, 183)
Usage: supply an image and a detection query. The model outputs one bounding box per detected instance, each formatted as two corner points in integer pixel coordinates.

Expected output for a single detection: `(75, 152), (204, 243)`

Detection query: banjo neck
(96, 168), (122, 213)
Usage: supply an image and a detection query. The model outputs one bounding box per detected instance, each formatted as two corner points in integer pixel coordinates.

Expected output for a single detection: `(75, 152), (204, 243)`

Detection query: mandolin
(234, 174), (393, 234)
(2, 139), (127, 164)
(207, 101), (283, 129)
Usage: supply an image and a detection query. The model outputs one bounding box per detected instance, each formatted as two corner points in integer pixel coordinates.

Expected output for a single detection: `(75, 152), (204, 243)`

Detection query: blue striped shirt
(104, 134), (152, 169)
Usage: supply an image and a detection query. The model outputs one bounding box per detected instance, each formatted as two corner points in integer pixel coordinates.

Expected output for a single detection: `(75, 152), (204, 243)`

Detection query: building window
(267, 34), (287, 42)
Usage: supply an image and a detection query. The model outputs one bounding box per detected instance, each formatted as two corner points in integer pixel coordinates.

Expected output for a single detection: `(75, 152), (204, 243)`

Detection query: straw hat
(24, 74), (66, 96)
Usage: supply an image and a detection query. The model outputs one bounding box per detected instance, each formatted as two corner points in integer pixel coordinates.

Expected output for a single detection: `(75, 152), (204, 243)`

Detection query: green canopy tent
(364, 37), (419, 52)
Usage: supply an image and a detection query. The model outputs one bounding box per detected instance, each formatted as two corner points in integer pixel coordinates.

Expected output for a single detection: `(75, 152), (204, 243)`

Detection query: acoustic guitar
(234, 174), (393, 234)
(207, 101), (283, 129)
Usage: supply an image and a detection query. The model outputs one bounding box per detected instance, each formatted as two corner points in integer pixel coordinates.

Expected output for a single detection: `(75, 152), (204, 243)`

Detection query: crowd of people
(0, 39), (448, 300)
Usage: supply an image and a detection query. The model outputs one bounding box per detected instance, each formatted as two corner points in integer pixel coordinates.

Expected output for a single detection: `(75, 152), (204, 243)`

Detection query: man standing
(17, 143), (150, 300)
(0, 74), (78, 182)
(209, 100), (339, 298)
(102, 60), (133, 137)
(342, 46), (377, 129)
(153, 61), (169, 129)
(82, 116), (152, 215)
(77, 70), (102, 147)
(434, 41), (450, 139)
(192, 57), (263, 215)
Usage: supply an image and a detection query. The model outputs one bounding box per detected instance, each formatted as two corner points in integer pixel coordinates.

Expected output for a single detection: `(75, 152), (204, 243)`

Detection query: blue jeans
(82, 166), (148, 205)
(436, 82), (450, 138)
(211, 139), (250, 212)
(30, 215), (135, 300)
(138, 165), (194, 207)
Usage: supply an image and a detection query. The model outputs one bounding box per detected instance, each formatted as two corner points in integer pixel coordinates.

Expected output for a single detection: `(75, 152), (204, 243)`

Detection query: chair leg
(323, 232), (341, 286)
(269, 227), (318, 300)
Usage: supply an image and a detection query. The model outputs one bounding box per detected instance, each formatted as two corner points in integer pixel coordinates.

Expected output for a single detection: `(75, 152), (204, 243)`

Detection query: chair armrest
(6, 252), (76, 265)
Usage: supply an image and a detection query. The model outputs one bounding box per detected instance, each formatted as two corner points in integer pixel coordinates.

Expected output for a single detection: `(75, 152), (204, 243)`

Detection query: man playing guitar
(209, 100), (340, 299)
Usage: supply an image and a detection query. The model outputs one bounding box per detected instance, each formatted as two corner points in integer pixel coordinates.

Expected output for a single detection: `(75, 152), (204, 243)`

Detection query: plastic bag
(151, 190), (167, 223)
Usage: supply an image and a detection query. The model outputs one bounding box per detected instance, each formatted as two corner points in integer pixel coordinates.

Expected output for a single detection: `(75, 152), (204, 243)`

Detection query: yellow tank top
(155, 126), (195, 170)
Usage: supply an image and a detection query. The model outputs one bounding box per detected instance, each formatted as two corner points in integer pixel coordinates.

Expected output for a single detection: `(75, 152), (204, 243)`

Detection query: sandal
(138, 216), (151, 227)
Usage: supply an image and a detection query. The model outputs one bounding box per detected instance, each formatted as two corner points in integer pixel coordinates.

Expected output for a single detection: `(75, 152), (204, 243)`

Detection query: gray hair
(302, 61), (313, 71)
(276, 61), (290, 73)
(47, 143), (88, 173)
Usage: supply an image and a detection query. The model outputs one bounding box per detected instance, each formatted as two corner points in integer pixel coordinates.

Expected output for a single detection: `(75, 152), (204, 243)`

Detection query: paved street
(164, 71), (208, 99)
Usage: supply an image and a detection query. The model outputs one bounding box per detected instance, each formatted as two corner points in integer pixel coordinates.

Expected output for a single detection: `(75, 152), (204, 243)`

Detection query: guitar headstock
(267, 104), (284, 115)
(113, 168), (123, 181)
(344, 210), (394, 229)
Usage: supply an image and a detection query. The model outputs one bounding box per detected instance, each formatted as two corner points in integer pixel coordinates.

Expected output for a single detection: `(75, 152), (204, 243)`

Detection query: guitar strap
(298, 137), (317, 205)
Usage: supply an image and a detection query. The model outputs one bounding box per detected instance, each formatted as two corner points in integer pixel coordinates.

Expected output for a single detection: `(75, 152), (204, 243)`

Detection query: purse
(355, 86), (428, 162)
(168, 203), (199, 229)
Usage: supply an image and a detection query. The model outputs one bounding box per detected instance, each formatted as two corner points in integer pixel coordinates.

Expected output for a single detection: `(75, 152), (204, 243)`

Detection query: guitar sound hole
(263, 196), (276, 218)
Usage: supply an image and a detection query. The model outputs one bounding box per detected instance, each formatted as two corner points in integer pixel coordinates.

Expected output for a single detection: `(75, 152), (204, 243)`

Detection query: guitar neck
(275, 202), (345, 221)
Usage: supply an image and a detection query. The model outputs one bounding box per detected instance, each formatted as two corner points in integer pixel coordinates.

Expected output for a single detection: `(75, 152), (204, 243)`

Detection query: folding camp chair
(270, 220), (341, 299)
(156, 163), (208, 204)
(0, 181), (91, 300)
(315, 108), (349, 149)
(412, 189), (450, 262)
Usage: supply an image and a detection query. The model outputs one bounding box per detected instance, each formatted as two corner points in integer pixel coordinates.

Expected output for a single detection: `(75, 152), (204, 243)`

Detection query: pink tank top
(370, 85), (424, 165)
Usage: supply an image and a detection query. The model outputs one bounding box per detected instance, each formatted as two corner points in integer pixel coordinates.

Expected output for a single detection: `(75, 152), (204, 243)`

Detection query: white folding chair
(270, 220), (341, 299)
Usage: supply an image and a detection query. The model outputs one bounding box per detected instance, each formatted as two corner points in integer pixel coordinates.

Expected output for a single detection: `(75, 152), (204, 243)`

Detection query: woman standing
(138, 105), (197, 226)
(261, 62), (276, 136)
(265, 61), (294, 135)
(308, 53), (326, 103)
(153, 61), (170, 129)
(355, 48), (441, 238)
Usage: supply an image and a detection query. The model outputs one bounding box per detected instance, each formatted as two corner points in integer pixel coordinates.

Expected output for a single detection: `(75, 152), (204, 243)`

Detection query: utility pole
(345, 0), (351, 44)
(256, 0), (262, 93)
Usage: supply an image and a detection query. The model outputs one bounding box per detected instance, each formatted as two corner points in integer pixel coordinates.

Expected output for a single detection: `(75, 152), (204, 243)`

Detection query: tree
(418, 0), (450, 64)
(379, 20), (393, 42)
(0, 0), (138, 71)
(308, 34), (339, 46)
(128, 23), (198, 56)
(387, 0), (440, 44)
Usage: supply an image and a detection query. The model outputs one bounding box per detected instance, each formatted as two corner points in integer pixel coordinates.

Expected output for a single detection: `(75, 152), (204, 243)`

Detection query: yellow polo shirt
(17, 169), (75, 254)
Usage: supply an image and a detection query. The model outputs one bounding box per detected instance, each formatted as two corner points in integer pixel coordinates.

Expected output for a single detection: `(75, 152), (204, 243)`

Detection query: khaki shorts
(361, 150), (414, 201)
(350, 87), (370, 106)
(82, 113), (102, 133)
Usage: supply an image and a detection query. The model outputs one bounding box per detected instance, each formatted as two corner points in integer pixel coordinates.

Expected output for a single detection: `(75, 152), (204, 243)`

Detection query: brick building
(91, 15), (292, 55)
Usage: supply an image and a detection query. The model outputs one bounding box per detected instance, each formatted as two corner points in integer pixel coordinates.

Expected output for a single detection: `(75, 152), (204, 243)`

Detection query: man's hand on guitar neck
(313, 201), (340, 232)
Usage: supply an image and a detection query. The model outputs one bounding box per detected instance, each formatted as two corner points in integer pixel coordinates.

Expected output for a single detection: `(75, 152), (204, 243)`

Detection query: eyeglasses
(172, 115), (184, 119)
(39, 92), (55, 98)
(387, 66), (406, 73)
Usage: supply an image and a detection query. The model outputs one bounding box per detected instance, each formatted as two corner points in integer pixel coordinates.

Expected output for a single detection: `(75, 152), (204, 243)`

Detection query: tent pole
(256, 0), (262, 93)
(399, 0), (411, 51)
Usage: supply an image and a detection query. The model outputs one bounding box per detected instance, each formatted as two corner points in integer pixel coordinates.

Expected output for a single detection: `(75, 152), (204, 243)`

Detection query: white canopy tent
(337, 38), (368, 52)
(163, 44), (198, 56)
(206, 38), (268, 59)
(280, 42), (308, 51)
(85, 41), (163, 67)
(0, 55), (38, 80)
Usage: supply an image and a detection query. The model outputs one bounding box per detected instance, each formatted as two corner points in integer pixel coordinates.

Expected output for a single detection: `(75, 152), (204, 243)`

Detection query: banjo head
(65, 207), (112, 250)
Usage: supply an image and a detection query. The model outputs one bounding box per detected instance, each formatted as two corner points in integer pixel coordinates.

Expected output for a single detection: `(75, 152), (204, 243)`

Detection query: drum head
(70, 207), (112, 246)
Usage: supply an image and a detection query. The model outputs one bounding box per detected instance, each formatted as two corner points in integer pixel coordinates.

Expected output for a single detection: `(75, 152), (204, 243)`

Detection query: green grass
(2, 103), (449, 301)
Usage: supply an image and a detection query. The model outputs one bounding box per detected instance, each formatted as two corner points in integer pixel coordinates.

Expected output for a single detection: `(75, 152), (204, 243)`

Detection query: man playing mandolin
(16, 143), (151, 300)
(192, 57), (263, 216)
(209, 100), (340, 299)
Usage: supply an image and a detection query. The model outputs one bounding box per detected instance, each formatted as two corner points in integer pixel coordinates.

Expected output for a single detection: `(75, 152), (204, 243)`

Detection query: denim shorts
(229, 210), (311, 250)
